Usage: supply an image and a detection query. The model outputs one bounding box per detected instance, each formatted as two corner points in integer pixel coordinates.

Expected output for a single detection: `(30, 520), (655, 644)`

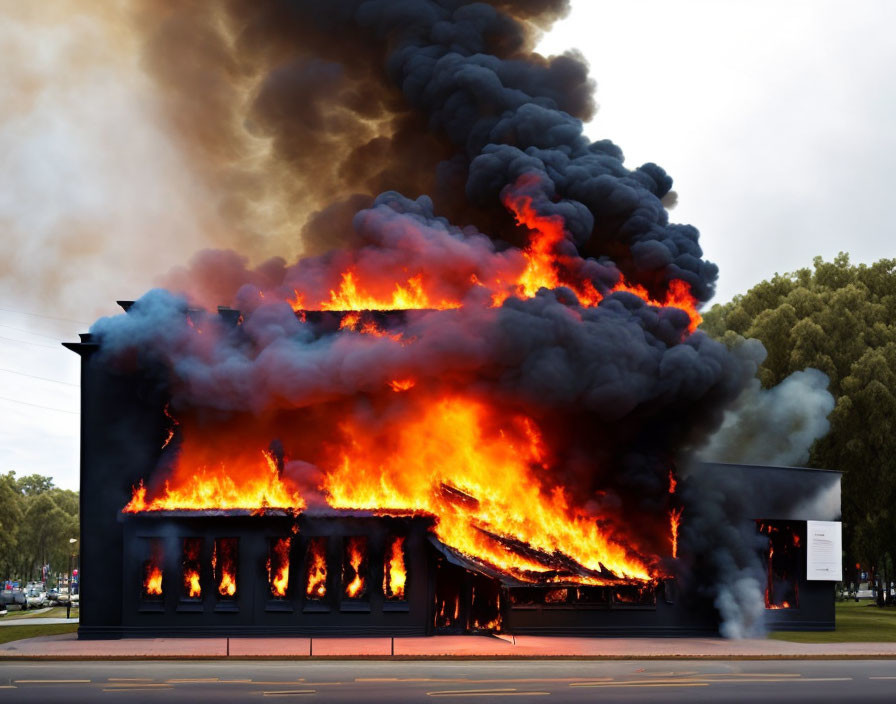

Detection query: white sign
(806, 520), (842, 581)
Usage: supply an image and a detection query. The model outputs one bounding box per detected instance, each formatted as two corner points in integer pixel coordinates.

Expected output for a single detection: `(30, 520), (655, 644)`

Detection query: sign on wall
(806, 520), (842, 581)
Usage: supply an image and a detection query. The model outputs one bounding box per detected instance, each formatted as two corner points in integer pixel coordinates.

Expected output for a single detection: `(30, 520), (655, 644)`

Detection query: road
(1, 659), (895, 702)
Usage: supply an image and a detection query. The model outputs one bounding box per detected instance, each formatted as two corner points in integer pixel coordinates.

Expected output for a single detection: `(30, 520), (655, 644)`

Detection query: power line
(0, 323), (67, 342)
(0, 335), (63, 350)
(0, 306), (90, 325)
(0, 395), (78, 415)
(0, 368), (79, 387)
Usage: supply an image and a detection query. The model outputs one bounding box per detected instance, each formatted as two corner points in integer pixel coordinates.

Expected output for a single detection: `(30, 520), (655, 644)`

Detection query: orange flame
(305, 538), (327, 599)
(144, 565), (163, 596)
(384, 536), (407, 600)
(280, 186), (700, 332)
(344, 537), (367, 598)
(500, 191), (601, 306)
(212, 539), (237, 598)
(123, 447), (305, 513)
(185, 570), (201, 598)
(389, 378), (416, 392)
(182, 538), (201, 598)
(324, 396), (652, 583)
(268, 537), (290, 598)
(668, 468), (677, 495)
(669, 508), (682, 559)
(322, 271), (458, 312)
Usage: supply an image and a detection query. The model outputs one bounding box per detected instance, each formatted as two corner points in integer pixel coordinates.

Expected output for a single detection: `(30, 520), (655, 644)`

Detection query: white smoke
(700, 366), (835, 467)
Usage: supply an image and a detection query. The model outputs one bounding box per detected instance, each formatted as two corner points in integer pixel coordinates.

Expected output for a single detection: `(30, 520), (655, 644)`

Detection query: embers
(507, 584), (655, 608)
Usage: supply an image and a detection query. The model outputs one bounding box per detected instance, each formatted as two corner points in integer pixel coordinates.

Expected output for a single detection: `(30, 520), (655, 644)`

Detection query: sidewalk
(2, 633), (896, 659)
(0, 617), (79, 626)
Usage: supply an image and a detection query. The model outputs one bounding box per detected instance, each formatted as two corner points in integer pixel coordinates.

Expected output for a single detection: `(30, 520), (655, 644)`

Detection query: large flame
(278, 181), (701, 335)
(322, 271), (458, 311)
(124, 446), (305, 513)
(325, 396), (651, 583)
(120, 186), (697, 586)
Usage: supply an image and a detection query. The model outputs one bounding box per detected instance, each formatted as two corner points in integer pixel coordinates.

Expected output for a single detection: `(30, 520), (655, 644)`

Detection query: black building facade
(65, 309), (842, 640)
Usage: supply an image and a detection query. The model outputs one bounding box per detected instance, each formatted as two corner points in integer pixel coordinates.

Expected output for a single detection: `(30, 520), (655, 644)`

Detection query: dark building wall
(114, 514), (430, 638)
(67, 336), (169, 639)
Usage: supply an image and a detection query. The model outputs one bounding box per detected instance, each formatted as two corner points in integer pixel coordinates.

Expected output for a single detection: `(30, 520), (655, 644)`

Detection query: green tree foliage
(703, 254), (896, 594)
(0, 472), (78, 584)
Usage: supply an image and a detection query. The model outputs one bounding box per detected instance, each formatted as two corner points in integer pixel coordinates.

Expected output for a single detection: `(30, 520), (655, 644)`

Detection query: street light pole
(67, 538), (77, 620)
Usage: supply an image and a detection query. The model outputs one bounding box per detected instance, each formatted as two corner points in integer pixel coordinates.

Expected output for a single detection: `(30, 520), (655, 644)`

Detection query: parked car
(46, 588), (60, 604)
(0, 589), (26, 609)
(24, 587), (48, 608)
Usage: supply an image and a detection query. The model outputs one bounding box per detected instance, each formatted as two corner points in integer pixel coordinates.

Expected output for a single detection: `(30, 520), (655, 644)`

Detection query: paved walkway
(2, 633), (896, 659)
(0, 617), (78, 626)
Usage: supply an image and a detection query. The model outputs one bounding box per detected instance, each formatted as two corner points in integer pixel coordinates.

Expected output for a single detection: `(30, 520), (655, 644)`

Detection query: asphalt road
(1, 659), (895, 702)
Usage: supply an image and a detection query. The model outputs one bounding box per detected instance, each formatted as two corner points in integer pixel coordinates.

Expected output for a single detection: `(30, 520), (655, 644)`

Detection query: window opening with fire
(181, 538), (202, 599)
(758, 520), (804, 609)
(142, 538), (164, 600)
(212, 538), (238, 599)
(267, 537), (291, 599)
(383, 535), (407, 601)
(305, 537), (328, 600)
(343, 536), (369, 600)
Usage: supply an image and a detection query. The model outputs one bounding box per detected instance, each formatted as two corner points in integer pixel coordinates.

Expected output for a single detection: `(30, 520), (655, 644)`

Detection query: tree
(0, 473), (79, 584)
(702, 254), (896, 601)
(0, 473), (24, 578)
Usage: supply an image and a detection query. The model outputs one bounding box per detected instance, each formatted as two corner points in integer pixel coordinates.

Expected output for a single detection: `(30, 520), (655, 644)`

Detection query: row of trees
(703, 254), (896, 601)
(0, 472), (79, 584)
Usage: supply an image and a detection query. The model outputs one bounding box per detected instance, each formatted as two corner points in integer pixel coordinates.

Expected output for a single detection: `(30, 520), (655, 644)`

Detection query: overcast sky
(2, 0), (894, 491)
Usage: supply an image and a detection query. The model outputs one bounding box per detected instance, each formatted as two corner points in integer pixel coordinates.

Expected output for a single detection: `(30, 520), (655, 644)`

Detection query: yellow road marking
(587, 683), (709, 688)
(104, 684), (174, 688)
(428, 692), (550, 698)
(15, 679), (90, 683)
(870, 676), (896, 680)
(108, 678), (154, 682)
(262, 690), (316, 696)
(102, 687), (174, 692)
(427, 688), (516, 697)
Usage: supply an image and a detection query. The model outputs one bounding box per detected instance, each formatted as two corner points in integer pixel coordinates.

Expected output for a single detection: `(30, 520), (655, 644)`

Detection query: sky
(2, 0), (895, 491)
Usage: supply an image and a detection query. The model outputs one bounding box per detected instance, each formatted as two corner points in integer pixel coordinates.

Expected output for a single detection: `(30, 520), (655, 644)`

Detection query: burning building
(64, 0), (840, 638)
